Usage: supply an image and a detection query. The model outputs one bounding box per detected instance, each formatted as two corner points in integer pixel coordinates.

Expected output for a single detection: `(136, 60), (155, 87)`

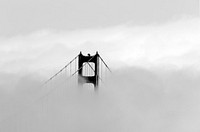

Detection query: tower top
(78, 51), (100, 89)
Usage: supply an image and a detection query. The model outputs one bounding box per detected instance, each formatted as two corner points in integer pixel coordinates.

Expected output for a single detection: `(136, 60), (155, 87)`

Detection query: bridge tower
(78, 51), (99, 89)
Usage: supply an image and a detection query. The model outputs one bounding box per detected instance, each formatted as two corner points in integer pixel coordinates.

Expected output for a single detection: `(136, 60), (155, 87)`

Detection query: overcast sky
(1, 1), (200, 132)
(0, 0), (198, 36)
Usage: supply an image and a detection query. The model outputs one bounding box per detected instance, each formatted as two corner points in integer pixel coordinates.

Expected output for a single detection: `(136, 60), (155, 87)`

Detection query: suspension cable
(84, 61), (104, 82)
(43, 55), (79, 85)
(37, 55), (97, 102)
(0, 54), (111, 128)
(71, 55), (95, 77)
(99, 56), (112, 73)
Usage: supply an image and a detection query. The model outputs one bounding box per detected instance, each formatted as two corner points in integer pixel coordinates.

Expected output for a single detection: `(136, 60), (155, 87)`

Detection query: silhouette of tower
(78, 51), (99, 89)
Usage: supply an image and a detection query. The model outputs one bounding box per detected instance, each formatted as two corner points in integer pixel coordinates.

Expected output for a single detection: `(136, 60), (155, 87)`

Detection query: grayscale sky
(0, 0), (198, 36)
(1, 1), (200, 132)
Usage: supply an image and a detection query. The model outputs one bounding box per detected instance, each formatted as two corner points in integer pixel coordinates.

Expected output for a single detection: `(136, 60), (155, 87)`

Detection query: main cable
(99, 56), (112, 73)
(43, 55), (79, 85)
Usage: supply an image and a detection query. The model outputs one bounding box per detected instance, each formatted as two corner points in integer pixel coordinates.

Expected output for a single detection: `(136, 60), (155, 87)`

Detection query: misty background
(0, 0), (200, 131)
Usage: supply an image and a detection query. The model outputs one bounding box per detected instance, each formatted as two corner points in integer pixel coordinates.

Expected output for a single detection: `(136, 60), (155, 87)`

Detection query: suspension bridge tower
(78, 51), (100, 89)
(43, 51), (111, 91)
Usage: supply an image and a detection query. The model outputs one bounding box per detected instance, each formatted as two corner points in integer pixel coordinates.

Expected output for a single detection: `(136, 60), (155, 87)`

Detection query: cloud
(0, 17), (199, 75)
(1, 67), (200, 132)
(0, 0), (197, 36)
(0, 17), (200, 131)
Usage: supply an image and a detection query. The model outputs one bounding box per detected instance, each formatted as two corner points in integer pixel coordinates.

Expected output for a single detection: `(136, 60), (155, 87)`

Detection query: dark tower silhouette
(78, 51), (99, 89)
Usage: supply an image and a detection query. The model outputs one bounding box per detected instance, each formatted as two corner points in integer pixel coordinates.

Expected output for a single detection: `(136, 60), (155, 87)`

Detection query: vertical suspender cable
(70, 62), (72, 76)
(101, 59), (103, 82)
(64, 66), (66, 89)
(105, 65), (107, 81)
(88, 63), (89, 76)
(75, 58), (77, 76)
(70, 61), (71, 76)
(87, 63), (88, 76)
(88, 63), (90, 76)
(89, 63), (90, 76)
(75, 58), (77, 87)
(86, 63), (87, 76)
(85, 63), (87, 76)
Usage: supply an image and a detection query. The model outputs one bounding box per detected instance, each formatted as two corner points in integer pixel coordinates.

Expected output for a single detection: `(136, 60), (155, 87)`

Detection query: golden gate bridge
(0, 51), (111, 131)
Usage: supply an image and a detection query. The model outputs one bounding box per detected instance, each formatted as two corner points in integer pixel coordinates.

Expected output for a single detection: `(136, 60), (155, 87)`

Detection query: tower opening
(78, 52), (99, 89)
(82, 62), (95, 76)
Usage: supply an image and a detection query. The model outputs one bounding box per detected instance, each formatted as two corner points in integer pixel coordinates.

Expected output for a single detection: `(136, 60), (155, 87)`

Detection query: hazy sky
(0, 0), (198, 36)
(1, 1), (200, 132)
